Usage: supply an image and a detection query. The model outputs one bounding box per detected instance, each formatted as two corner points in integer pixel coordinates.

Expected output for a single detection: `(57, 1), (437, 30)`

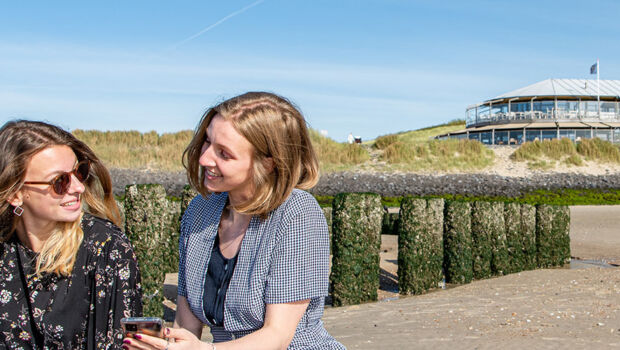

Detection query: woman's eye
(220, 150), (230, 159)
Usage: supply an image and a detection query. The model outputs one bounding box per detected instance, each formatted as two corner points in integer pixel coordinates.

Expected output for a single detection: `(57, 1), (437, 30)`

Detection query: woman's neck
(15, 220), (55, 252)
(218, 206), (252, 259)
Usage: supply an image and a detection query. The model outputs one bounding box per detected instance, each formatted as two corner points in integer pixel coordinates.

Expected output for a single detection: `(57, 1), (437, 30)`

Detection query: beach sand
(322, 205), (620, 349)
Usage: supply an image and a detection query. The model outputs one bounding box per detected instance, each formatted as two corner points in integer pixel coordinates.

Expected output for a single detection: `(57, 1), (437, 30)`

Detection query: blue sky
(1, 0), (619, 142)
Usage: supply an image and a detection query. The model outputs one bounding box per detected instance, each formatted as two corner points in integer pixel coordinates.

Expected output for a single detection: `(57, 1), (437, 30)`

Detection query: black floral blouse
(0, 213), (142, 349)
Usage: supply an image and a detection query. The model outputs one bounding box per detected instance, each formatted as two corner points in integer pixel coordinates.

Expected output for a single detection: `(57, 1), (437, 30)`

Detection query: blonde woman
(0, 120), (142, 349)
(125, 92), (344, 349)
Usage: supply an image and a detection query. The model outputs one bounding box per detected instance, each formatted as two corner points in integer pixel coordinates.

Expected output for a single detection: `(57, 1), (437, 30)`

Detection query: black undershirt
(203, 235), (238, 326)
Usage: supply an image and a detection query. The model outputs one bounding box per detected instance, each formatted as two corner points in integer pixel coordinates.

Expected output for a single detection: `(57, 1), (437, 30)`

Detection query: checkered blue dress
(178, 189), (345, 349)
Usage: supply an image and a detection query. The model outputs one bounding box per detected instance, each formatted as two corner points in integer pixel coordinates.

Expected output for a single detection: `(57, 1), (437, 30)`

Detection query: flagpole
(597, 58), (600, 118)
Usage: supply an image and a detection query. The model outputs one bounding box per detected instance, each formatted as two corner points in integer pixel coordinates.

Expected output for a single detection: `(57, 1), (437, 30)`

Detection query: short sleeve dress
(0, 213), (143, 349)
(178, 189), (345, 349)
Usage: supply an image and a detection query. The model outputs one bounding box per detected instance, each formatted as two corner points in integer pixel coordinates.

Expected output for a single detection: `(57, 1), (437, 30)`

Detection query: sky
(1, 0), (619, 142)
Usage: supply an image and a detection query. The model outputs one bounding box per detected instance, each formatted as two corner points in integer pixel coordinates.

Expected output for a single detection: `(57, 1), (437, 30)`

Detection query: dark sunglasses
(23, 160), (90, 195)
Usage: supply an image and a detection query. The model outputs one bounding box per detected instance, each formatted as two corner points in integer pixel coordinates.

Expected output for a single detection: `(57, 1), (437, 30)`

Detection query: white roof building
(438, 79), (620, 145)
(492, 79), (620, 100)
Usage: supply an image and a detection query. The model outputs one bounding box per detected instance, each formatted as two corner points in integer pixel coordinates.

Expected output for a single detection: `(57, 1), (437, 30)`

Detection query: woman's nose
(199, 143), (215, 167)
(68, 173), (86, 194)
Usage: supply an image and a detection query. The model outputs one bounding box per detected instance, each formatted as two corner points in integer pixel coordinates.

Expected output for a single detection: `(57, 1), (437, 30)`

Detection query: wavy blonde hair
(0, 120), (121, 276)
(183, 92), (320, 217)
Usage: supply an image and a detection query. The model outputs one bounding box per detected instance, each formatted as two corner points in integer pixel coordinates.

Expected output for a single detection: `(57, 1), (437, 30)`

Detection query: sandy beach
(322, 205), (620, 349)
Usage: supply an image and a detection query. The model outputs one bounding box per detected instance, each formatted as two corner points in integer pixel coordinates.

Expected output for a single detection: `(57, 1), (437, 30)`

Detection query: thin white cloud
(166, 0), (265, 51)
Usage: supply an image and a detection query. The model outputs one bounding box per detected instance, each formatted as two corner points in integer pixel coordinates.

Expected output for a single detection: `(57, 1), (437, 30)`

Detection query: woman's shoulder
(183, 192), (227, 221)
(278, 189), (321, 214)
(81, 213), (133, 253)
(268, 189), (324, 229)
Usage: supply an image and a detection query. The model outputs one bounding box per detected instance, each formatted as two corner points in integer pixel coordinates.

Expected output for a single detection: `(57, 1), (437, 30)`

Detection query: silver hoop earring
(13, 206), (24, 216)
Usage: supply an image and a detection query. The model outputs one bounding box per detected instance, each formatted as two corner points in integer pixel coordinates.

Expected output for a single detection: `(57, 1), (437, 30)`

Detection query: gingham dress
(178, 189), (345, 349)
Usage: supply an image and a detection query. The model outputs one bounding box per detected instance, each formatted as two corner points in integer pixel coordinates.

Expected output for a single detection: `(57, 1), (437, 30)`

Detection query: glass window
(594, 129), (611, 141)
(556, 101), (570, 112)
(494, 131), (509, 145)
(509, 130), (523, 144)
(614, 129), (620, 143)
(601, 102), (616, 113)
(575, 129), (591, 141)
(585, 101), (598, 113)
(478, 105), (490, 120)
(526, 129), (541, 142)
(468, 133), (480, 141)
(559, 129), (576, 141)
(491, 104), (502, 115)
(480, 132), (492, 145)
(542, 129), (557, 140)
(541, 101), (554, 112)
(467, 107), (477, 126)
(511, 102), (530, 112)
(568, 101), (579, 112)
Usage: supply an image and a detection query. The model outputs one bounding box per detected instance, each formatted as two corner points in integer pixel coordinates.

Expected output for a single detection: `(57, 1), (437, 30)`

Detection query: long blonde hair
(0, 120), (120, 276)
(183, 92), (320, 217)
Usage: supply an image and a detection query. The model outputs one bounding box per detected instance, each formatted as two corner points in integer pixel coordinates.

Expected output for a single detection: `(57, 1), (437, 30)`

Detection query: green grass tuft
(73, 129), (193, 171)
(308, 129), (370, 172)
(576, 138), (620, 162)
(381, 139), (494, 171)
(511, 138), (620, 169)
(374, 134), (398, 150)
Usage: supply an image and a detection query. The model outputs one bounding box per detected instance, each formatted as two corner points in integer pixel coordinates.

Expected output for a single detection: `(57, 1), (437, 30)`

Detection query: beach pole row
(329, 194), (571, 305)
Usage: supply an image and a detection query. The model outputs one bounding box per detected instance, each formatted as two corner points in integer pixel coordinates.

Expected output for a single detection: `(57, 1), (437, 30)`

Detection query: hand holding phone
(120, 317), (165, 338)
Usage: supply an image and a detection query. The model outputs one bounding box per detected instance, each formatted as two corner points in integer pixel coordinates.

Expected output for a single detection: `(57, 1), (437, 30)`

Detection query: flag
(590, 62), (597, 74)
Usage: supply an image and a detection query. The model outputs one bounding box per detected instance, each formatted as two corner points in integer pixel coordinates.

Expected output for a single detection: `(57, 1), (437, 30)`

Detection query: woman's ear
(7, 190), (24, 208)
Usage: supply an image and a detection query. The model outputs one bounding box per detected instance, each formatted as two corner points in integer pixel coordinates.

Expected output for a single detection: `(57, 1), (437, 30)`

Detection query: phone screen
(121, 317), (164, 338)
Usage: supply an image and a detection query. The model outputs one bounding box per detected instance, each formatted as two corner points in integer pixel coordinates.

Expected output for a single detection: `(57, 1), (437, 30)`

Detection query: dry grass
(374, 134), (398, 150)
(73, 128), (371, 173)
(72, 129), (193, 171)
(368, 120), (493, 172)
(381, 139), (494, 171)
(308, 129), (370, 172)
(511, 138), (620, 169)
(396, 119), (466, 144)
(576, 138), (620, 162)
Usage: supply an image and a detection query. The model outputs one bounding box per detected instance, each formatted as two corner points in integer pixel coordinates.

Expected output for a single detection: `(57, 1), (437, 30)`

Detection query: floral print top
(0, 213), (142, 349)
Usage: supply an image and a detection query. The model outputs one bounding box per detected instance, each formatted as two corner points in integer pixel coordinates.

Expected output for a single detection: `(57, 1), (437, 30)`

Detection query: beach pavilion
(437, 79), (620, 145)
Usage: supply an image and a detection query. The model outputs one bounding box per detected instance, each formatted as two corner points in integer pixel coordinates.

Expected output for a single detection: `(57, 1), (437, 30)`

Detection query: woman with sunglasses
(0, 120), (142, 349)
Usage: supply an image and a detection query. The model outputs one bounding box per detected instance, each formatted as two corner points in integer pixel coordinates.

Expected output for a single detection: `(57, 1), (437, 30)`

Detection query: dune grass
(381, 138), (494, 171)
(308, 129), (370, 172)
(73, 120), (479, 173)
(73, 128), (370, 173)
(72, 123), (620, 175)
(396, 119), (466, 143)
(369, 119), (493, 172)
(511, 138), (620, 169)
(72, 129), (193, 171)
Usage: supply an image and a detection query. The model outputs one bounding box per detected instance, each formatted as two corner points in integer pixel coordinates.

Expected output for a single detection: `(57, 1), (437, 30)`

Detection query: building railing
(466, 110), (620, 128)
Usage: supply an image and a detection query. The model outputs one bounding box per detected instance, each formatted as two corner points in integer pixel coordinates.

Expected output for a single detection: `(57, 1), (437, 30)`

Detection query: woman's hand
(123, 327), (212, 350)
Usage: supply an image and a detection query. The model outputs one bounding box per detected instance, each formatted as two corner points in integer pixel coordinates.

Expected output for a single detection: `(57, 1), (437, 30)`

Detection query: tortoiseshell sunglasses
(23, 160), (90, 195)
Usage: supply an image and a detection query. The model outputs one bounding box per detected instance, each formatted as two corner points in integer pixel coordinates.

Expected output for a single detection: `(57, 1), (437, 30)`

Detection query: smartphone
(120, 317), (165, 338)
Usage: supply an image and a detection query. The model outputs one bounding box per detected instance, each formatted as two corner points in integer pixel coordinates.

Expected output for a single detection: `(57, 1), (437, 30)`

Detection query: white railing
(466, 110), (620, 127)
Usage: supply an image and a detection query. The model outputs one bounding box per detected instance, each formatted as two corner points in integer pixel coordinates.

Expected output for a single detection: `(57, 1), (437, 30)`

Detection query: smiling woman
(0, 120), (143, 349)
(124, 92), (345, 350)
